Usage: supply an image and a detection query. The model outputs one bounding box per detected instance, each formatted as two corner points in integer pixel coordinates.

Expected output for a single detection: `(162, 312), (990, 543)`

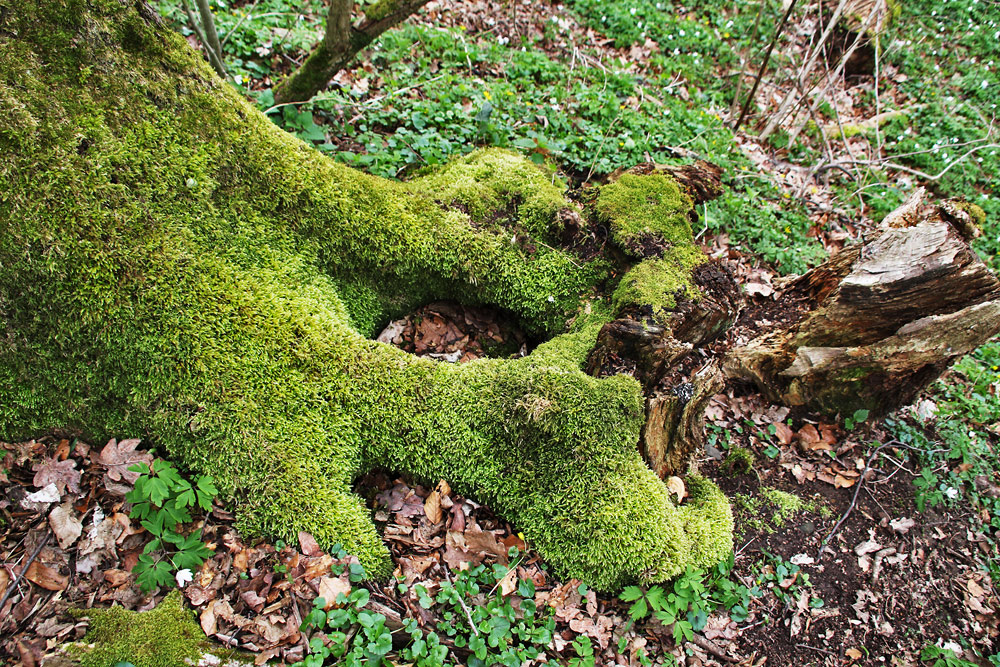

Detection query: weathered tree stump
(725, 189), (1000, 416)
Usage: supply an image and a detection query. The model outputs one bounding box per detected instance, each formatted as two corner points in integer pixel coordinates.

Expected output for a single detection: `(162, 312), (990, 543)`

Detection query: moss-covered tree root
(0, 0), (733, 591)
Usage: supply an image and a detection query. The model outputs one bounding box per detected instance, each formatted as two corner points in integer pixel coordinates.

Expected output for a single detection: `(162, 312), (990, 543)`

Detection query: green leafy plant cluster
(888, 346), (1000, 581)
(920, 644), (988, 667)
(752, 551), (823, 608)
(619, 555), (761, 645)
(295, 548), (557, 667)
(126, 460), (217, 592)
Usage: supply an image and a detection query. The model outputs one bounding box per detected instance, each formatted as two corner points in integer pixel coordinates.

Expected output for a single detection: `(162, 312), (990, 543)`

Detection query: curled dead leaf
(666, 476), (686, 503)
(48, 502), (83, 550)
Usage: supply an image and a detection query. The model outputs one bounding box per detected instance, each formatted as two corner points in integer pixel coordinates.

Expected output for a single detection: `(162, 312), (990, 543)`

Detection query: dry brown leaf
(968, 578), (986, 598)
(32, 458), (80, 495)
(424, 490), (442, 524)
(846, 648), (863, 660)
(25, 561), (68, 591)
(241, 589), (266, 613)
(48, 502), (83, 550)
(318, 576), (352, 609)
(797, 424), (832, 451)
(94, 438), (152, 484)
(816, 471), (838, 486)
(200, 605), (218, 636)
(496, 566), (518, 597)
(302, 554), (334, 580)
(463, 527), (509, 564)
(773, 422), (795, 445)
(298, 531), (322, 557)
(104, 568), (131, 587)
(834, 474), (857, 488)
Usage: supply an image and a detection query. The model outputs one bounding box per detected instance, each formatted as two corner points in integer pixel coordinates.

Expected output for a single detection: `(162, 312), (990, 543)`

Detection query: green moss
(67, 592), (230, 667)
(612, 245), (707, 320)
(0, 0), (733, 591)
(595, 173), (695, 256)
(406, 148), (573, 241)
(735, 486), (826, 535)
(364, 0), (399, 22)
(955, 200), (987, 227)
(722, 446), (754, 475)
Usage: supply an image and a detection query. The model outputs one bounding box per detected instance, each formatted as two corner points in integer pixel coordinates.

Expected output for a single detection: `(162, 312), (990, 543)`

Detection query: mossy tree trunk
(2, 0), (998, 594)
(272, 0), (431, 104)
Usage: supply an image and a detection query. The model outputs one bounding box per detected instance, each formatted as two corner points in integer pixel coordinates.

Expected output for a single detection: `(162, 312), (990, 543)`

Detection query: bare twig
(181, 0), (227, 77)
(0, 532), (50, 612)
(729, 0), (768, 119)
(760, 0), (850, 140)
(785, 2), (885, 146)
(689, 634), (739, 663)
(818, 439), (948, 559)
(734, 0), (800, 133)
(796, 643), (838, 657)
(817, 143), (1000, 181)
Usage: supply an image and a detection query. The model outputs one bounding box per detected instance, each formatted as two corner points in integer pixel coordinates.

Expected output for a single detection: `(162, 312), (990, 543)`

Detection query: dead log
(725, 189), (1000, 417)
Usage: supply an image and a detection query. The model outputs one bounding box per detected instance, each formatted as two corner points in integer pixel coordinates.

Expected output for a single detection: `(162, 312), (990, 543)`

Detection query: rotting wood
(725, 188), (1000, 417)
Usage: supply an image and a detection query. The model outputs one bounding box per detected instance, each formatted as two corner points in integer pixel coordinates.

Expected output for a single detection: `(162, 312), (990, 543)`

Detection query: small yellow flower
(723, 31), (730, 38)
(484, 90), (492, 101)
(517, 532), (525, 541)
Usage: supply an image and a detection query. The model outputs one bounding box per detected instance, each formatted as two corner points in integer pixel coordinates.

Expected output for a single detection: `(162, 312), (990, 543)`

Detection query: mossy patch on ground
(65, 592), (247, 667)
(595, 173), (695, 257)
(735, 486), (829, 535)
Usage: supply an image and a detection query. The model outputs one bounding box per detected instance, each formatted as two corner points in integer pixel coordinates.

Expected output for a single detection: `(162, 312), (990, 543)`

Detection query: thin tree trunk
(273, 0), (432, 105)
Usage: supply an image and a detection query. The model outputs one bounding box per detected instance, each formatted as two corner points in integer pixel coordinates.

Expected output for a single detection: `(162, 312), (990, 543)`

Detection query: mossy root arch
(0, 0), (732, 590)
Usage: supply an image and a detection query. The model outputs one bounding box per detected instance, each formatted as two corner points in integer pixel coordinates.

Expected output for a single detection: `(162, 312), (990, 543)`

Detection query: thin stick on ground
(818, 439), (948, 559)
(0, 531), (50, 612)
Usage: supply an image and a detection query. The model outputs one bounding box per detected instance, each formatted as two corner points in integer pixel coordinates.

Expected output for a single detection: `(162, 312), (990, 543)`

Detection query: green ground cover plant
(296, 551), (557, 667)
(126, 460), (217, 592)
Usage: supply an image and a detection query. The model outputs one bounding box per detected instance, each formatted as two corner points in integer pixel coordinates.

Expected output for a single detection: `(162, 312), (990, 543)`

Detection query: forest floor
(3, 0), (1000, 664)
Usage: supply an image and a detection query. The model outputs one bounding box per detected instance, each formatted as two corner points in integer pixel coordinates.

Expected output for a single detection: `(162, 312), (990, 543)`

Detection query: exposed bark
(640, 362), (725, 478)
(273, 0), (432, 104)
(725, 189), (1000, 417)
